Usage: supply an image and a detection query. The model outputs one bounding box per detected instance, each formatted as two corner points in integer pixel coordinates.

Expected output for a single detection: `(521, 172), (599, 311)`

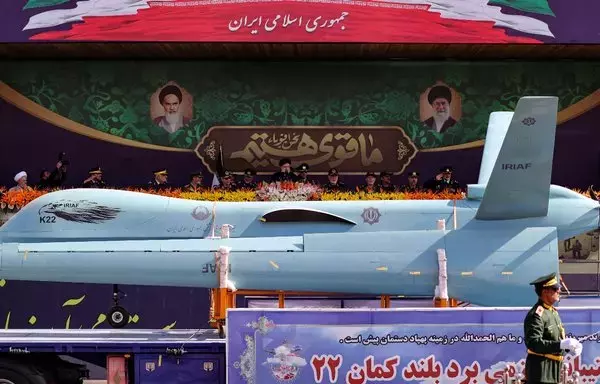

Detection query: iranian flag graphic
(22, 0), (554, 43)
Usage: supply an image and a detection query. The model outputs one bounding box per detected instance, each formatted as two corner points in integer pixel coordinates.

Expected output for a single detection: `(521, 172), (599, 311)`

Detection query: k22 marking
(39, 216), (56, 224)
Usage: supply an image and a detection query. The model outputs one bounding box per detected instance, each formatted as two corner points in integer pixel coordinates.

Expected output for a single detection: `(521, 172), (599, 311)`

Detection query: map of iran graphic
(19, 0), (560, 43)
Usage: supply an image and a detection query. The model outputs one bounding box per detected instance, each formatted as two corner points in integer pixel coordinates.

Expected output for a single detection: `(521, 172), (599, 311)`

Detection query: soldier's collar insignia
(541, 303), (555, 311)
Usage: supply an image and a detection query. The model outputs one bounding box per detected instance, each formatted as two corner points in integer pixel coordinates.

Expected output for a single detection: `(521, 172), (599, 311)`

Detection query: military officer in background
(524, 272), (582, 383)
(237, 168), (258, 190)
(356, 172), (379, 193)
(322, 168), (347, 192)
(82, 166), (106, 188)
(214, 170), (237, 191)
(398, 171), (422, 193)
(148, 169), (169, 189)
(379, 171), (397, 192)
(183, 171), (205, 192)
(424, 166), (461, 193)
(295, 163), (315, 184)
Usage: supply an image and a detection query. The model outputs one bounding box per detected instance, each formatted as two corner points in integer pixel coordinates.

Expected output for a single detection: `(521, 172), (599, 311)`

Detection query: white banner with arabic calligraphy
(227, 308), (600, 384)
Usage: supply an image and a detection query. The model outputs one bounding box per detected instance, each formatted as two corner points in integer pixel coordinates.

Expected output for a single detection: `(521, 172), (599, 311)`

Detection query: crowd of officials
(5, 157), (462, 195)
(2, 155), (589, 383)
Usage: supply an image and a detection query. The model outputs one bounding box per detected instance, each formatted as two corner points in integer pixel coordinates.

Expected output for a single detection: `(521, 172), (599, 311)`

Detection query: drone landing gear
(218, 322), (225, 339)
(108, 284), (130, 329)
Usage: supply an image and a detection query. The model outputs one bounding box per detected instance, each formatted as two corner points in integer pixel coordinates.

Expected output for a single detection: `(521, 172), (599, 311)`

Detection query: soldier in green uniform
(524, 272), (582, 383)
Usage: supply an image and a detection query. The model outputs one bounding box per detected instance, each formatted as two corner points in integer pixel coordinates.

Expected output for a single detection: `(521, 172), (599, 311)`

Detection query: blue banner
(226, 308), (600, 384)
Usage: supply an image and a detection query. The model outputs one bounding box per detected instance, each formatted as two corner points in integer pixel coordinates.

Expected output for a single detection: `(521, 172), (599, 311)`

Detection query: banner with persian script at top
(226, 308), (600, 384)
(2, 0), (599, 44)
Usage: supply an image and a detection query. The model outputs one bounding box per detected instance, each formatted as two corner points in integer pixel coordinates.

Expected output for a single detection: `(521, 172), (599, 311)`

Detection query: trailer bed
(0, 329), (225, 353)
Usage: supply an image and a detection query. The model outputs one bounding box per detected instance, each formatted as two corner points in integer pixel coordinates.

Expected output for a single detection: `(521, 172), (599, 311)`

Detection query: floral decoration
(255, 182), (322, 201)
(0, 188), (47, 211)
(0, 185), (593, 214)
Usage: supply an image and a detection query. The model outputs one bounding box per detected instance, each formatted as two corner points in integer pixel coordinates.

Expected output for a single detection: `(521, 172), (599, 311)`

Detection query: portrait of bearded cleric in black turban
(419, 83), (462, 134)
(150, 82), (194, 134)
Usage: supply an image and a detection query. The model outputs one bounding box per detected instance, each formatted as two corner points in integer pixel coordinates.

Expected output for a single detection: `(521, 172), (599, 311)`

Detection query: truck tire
(0, 367), (46, 384)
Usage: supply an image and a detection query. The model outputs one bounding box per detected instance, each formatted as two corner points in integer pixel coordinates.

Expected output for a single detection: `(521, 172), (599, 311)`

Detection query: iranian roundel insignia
(361, 207), (381, 225)
(522, 117), (536, 126)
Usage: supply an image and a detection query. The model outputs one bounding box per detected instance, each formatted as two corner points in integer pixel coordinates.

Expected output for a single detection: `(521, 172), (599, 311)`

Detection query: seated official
(322, 168), (347, 193)
(9, 171), (33, 192)
(295, 163), (316, 185)
(398, 171), (422, 193)
(356, 172), (380, 193)
(214, 170), (237, 191)
(148, 169), (170, 189)
(82, 167), (106, 188)
(271, 158), (299, 183)
(237, 168), (258, 190)
(378, 171), (397, 192)
(183, 172), (206, 192)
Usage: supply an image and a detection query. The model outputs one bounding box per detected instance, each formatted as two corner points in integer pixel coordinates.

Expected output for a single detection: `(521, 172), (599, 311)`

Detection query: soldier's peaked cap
(530, 272), (561, 289)
(297, 163), (309, 172)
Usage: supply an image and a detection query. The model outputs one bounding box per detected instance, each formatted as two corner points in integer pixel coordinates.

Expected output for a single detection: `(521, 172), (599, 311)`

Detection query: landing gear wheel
(108, 284), (129, 328)
(108, 306), (130, 328)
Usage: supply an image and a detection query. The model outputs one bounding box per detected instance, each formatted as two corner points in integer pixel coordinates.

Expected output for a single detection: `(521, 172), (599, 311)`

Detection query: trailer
(0, 329), (225, 384)
(225, 305), (600, 384)
(2, 293), (599, 384)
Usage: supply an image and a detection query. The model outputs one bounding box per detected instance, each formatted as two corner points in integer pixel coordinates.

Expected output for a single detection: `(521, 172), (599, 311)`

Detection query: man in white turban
(9, 171), (33, 192)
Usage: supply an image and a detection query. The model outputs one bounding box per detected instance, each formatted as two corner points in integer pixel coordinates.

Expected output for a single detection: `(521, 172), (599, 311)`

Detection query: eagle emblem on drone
(38, 200), (121, 224)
